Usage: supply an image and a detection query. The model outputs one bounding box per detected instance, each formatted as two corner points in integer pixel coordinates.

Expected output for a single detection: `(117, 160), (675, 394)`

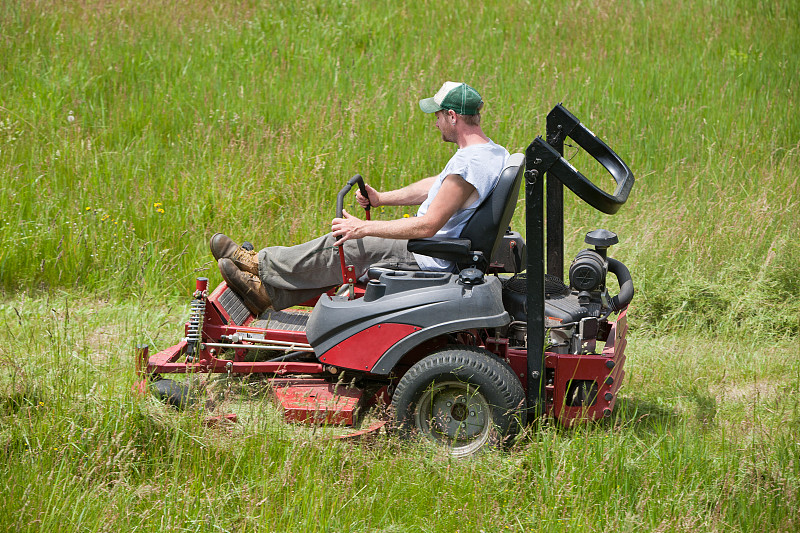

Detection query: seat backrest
(459, 152), (526, 260)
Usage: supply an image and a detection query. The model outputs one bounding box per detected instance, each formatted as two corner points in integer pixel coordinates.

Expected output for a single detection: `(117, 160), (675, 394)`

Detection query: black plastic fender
(305, 273), (510, 374)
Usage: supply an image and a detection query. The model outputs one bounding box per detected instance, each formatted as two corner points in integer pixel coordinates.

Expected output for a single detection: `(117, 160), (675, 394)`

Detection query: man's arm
(332, 174), (476, 246)
(356, 176), (437, 208)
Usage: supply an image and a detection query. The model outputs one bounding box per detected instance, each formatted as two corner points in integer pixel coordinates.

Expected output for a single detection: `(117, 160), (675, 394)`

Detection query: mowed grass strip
(0, 294), (797, 532)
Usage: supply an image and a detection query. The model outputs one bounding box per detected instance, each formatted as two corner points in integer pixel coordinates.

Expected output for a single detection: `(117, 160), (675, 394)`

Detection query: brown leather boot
(210, 233), (259, 275)
(217, 258), (272, 315)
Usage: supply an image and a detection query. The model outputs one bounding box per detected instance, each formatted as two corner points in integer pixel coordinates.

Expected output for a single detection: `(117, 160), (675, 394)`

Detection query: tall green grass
(0, 0), (797, 335)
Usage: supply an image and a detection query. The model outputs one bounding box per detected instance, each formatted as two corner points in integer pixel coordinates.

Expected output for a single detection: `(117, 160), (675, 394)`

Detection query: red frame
(140, 278), (629, 428)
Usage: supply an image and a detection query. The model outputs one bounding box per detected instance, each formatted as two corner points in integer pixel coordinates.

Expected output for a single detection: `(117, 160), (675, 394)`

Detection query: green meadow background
(1, 0), (798, 531)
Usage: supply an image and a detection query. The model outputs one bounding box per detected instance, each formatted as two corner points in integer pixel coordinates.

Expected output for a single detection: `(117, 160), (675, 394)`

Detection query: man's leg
(258, 234), (418, 310)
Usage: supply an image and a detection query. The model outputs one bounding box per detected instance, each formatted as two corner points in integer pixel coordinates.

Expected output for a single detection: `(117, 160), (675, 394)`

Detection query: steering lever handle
(336, 174), (371, 219)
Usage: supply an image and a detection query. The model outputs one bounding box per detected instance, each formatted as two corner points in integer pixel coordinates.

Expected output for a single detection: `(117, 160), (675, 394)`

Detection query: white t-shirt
(413, 140), (510, 271)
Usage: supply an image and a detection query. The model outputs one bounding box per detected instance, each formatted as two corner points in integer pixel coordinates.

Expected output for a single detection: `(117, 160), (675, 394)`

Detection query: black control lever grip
(336, 174), (369, 218)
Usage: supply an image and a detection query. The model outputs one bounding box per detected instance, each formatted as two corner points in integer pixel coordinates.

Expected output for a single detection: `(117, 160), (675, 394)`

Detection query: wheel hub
(451, 401), (468, 421)
(416, 382), (490, 449)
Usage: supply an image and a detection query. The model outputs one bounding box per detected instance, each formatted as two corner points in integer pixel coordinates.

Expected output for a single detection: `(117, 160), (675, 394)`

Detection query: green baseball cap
(419, 82), (483, 115)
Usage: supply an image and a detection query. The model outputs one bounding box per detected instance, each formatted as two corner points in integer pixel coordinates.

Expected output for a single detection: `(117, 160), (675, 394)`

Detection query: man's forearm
(360, 216), (441, 240)
(377, 176), (437, 206)
(334, 175), (471, 247)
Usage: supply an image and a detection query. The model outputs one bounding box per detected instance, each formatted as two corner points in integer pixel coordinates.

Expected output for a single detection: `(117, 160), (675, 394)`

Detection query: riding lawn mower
(134, 104), (635, 456)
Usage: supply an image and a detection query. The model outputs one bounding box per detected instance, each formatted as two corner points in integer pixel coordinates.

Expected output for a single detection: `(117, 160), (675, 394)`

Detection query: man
(212, 82), (509, 315)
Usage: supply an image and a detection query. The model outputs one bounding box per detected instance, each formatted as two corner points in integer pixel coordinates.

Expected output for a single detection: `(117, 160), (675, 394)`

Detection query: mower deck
(273, 379), (362, 425)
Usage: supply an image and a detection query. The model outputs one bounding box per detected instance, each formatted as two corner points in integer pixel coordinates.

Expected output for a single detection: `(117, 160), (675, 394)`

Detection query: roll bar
(527, 104), (634, 214)
(525, 103), (635, 418)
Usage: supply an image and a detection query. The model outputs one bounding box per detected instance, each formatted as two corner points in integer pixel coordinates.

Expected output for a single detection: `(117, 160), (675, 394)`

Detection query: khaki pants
(257, 234), (418, 310)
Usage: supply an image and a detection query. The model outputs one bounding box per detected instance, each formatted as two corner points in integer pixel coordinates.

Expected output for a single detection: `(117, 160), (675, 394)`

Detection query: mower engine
(502, 228), (633, 356)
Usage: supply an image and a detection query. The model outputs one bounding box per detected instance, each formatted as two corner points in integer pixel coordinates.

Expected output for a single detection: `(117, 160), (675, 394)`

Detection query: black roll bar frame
(524, 104), (635, 416)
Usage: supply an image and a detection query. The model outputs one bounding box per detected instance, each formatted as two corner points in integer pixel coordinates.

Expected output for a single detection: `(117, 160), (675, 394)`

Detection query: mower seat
(407, 152), (526, 272)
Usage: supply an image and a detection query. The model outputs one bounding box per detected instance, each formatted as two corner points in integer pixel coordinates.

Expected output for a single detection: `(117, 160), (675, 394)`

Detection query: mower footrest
(274, 381), (362, 425)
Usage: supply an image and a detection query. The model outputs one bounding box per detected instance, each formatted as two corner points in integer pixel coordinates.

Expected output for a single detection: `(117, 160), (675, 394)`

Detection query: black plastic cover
(545, 294), (594, 323)
(585, 229), (618, 248)
(305, 273), (509, 374)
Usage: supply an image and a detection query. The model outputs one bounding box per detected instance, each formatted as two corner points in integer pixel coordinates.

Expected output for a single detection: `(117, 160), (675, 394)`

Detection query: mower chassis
(138, 278), (630, 427)
(490, 308), (628, 425)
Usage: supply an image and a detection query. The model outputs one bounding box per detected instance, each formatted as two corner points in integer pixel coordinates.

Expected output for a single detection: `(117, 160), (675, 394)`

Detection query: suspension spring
(185, 297), (205, 357)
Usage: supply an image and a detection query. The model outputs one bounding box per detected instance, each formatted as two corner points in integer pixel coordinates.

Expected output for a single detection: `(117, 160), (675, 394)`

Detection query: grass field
(1, 0), (799, 531)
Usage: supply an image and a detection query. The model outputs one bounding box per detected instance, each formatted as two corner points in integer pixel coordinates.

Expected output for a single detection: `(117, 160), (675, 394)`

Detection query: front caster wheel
(151, 379), (195, 410)
(391, 346), (525, 457)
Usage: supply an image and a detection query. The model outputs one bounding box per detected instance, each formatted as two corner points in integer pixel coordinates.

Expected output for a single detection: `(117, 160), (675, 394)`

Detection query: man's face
(435, 110), (457, 143)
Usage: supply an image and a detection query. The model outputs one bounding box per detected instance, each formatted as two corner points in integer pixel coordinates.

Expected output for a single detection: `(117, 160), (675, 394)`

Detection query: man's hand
(331, 209), (365, 246)
(356, 184), (381, 208)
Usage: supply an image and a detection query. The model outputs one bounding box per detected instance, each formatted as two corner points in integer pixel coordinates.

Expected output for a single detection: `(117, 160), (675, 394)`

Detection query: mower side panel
(306, 274), (510, 374)
(318, 323), (421, 371)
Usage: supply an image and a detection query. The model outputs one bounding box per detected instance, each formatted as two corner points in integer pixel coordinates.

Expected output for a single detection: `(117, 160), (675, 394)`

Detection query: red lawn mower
(135, 104), (635, 456)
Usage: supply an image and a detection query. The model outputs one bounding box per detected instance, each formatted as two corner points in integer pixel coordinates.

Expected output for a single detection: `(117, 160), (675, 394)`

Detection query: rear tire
(391, 346), (525, 457)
